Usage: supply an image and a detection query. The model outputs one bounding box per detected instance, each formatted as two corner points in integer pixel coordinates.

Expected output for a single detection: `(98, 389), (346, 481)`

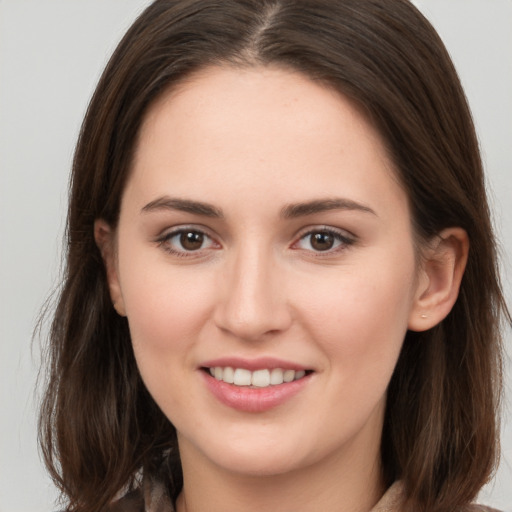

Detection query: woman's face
(106, 66), (426, 477)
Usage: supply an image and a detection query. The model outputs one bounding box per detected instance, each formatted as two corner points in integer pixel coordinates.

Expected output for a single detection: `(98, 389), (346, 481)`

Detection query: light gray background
(0, 1), (510, 511)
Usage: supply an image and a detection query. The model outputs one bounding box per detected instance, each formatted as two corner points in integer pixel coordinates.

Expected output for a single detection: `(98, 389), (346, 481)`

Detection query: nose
(213, 245), (292, 341)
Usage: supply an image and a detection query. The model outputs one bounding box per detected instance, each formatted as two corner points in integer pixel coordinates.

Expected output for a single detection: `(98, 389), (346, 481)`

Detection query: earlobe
(408, 227), (469, 332)
(94, 219), (126, 317)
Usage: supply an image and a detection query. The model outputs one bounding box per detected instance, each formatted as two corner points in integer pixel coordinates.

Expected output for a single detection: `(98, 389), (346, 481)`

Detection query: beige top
(371, 482), (404, 512)
(110, 480), (501, 512)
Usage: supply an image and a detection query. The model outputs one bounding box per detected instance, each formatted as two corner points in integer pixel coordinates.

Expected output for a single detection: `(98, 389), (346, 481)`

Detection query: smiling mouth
(203, 367), (313, 388)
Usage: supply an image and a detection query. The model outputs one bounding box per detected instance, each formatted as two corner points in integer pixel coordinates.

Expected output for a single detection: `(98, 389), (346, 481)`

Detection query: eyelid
(154, 223), (355, 258)
(155, 224), (221, 256)
(156, 223), (215, 239)
(291, 225), (356, 253)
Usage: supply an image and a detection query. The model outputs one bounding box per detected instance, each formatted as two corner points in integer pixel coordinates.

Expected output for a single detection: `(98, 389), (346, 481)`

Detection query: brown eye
(295, 228), (353, 253)
(180, 231), (204, 251)
(310, 232), (335, 251)
(159, 228), (216, 255)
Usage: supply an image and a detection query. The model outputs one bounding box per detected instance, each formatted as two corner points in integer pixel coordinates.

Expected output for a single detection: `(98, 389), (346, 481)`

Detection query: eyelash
(156, 226), (355, 258)
(156, 226), (219, 257)
(292, 227), (355, 255)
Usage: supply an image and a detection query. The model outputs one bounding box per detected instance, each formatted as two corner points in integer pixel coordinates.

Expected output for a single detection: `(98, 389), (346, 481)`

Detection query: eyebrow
(141, 197), (224, 218)
(141, 196), (376, 219)
(280, 198), (376, 218)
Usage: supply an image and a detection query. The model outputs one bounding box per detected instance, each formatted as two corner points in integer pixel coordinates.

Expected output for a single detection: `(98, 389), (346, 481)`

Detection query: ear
(408, 227), (469, 332)
(94, 219), (126, 317)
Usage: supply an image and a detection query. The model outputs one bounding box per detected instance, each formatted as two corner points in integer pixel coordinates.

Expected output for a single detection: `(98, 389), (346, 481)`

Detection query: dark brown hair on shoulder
(39, 1), (509, 511)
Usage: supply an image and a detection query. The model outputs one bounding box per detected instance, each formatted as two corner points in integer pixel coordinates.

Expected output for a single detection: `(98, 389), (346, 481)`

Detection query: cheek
(295, 250), (417, 365)
(118, 248), (215, 356)
(118, 254), (218, 419)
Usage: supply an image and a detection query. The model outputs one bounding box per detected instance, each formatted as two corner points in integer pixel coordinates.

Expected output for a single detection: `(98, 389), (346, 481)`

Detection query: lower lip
(201, 371), (312, 413)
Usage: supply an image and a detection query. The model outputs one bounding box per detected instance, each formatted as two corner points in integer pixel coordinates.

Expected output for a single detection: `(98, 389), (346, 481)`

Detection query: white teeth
(270, 368), (284, 385)
(283, 369), (295, 383)
(251, 369), (270, 387)
(233, 368), (252, 386)
(223, 366), (234, 384)
(208, 366), (308, 387)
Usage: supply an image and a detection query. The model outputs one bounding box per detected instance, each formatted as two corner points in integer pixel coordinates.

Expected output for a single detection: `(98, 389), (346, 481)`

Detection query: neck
(175, 436), (385, 512)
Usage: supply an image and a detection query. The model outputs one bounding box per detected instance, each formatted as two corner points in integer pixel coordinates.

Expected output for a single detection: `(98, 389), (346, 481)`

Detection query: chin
(213, 451), (306, 478)
(179, 430), (312, 478)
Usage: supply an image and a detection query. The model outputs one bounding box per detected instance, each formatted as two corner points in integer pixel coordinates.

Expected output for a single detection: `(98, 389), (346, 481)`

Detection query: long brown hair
(39, 1), (509, 511)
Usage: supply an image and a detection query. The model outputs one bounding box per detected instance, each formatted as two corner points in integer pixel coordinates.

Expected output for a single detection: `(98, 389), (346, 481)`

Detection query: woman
(39, 1), (510, 511)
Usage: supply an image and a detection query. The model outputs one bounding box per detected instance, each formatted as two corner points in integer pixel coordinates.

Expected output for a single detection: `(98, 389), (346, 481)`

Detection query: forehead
(138, 65), (384, 160)
(126, 65), (407, 222)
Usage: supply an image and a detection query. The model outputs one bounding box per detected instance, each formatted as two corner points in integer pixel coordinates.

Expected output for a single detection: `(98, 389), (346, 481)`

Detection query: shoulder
(107, 489), (145, 512)
(461, 506), (503, 512)
(373, 482), (506, 512)
(53, 490), (147, 512)
(107, 482), (175, 512)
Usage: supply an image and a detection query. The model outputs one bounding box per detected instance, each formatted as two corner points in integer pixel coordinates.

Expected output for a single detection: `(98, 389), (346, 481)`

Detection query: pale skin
(95, 66), (468, 512)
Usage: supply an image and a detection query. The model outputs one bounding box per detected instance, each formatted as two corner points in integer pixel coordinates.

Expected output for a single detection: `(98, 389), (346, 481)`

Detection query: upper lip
(200, 357), (310, 372)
